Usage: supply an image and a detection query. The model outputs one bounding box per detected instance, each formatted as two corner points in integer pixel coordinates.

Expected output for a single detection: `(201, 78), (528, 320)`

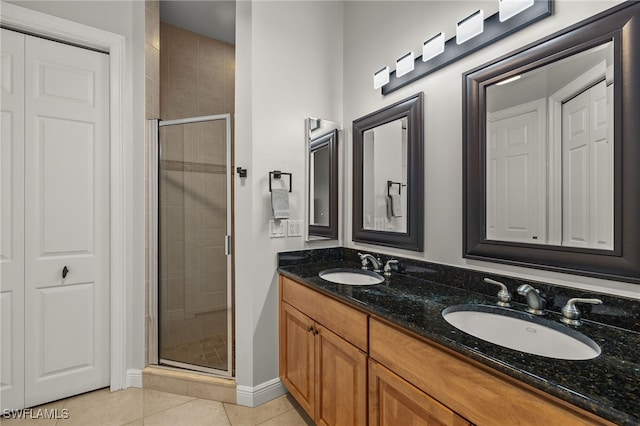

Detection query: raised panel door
(280, 302), (315, 418)
(369, 359), (471, 426)
(0, 29), (25, 411)
(23, 35), (110, 407)
(315, 323), (367, 426)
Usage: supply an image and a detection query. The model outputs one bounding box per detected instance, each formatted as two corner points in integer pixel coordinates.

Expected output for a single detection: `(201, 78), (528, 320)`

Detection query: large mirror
(306, 118), (340, 240)
(464, 2), (640, 283)
(353, 93), (423, 251)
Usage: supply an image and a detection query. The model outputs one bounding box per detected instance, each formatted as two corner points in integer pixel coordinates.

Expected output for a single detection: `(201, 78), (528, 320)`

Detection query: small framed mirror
(306, 118), (340, 240)
(463, 2), (640, 283)
(353, 93), (424, 251)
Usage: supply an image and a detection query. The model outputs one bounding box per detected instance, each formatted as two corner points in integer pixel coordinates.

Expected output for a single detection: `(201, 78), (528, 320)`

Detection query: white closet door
(23, 35), (110, 407)
(562, 80), (612, 249)
(486, 100), (545, 244)
(0, 28), (26, 411)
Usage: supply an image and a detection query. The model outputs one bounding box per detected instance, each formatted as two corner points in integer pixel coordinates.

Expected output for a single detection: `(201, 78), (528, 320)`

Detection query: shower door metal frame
(148, 114), (233, 377)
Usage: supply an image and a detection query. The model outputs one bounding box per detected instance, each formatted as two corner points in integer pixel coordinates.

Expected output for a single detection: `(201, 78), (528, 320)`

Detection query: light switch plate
(287, 220), (303, 237)
(269, 220), (286, 238)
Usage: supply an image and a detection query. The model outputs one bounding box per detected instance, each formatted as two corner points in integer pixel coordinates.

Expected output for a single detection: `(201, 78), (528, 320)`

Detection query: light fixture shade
(499, 0), (535, 22)
(456, 9), (484, 45)
(373, 66), (390, 89)
(423, 32), (445, 62)
(396, 52), (415, 78)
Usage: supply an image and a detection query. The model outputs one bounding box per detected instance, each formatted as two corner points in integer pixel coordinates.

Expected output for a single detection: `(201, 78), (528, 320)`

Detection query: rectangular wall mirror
(353, 93), (424, 251)
(463, 2), (640, 283)
(306, 117), (340, 240)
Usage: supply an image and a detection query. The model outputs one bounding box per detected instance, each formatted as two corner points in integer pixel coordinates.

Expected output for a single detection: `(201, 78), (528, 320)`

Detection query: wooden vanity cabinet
(279, 276), (368, 426)
(369, 359), (471, 426)
(279, 275), (615, 426)
(369, 317), (615, 426)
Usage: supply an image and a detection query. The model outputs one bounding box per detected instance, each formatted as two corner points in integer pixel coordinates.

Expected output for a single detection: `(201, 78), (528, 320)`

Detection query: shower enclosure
(149, 114), (233, 376)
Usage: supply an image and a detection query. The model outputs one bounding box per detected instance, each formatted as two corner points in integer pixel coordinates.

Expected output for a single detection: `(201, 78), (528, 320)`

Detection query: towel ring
(269, 170), (292, 192)
(387, 180), (405, 197)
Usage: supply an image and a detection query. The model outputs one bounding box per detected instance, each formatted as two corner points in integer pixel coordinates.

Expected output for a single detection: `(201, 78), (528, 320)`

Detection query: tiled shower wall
(160, 22), (235, 120)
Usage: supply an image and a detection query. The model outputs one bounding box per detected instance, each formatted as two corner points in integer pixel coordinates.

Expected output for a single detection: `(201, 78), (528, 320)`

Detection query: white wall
(6, 0), (147, 375)
(343, 0), (638, 299)
(234, 0), (343, 405)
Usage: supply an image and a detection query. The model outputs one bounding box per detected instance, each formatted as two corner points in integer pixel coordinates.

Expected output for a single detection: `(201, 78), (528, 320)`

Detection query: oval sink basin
(442, 304), (601, 360)
(318, 268), (384, 285)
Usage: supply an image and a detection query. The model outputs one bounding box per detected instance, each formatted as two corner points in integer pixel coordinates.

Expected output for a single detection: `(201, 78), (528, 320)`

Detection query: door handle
(62, 266), (69, 279)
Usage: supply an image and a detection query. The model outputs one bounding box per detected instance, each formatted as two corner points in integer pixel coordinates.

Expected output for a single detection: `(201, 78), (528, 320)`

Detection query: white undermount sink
(442, 304), (601, 360)
(318, 268), (385, 285)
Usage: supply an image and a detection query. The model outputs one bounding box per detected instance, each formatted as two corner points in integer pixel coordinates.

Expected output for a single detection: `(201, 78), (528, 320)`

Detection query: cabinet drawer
(369, 317), (614, 426)
(280, 276), (368, 352)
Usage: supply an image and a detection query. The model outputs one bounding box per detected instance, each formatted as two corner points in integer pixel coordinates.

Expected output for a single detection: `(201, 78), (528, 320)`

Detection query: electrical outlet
(269, 220), (286, 238)
(287, 220), (303, 237)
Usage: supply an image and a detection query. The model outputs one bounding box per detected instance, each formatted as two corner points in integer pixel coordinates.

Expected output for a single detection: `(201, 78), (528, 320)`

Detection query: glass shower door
(157, 114), (232, 376)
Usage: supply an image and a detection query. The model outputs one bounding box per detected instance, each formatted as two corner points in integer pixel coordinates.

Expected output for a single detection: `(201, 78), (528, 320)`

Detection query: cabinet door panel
(281, 276), (368, 351)
(315, 324), (367, 426)
(280, 302), (314, 417)
(369, 359), (470, 426)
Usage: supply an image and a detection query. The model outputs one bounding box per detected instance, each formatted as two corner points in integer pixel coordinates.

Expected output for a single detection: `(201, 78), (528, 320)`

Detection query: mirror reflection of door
(362, 118), (408, 233)
(485, 41), (613, 249)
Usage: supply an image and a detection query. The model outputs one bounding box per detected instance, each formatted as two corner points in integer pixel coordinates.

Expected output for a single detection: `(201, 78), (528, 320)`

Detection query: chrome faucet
(517, 284), (547, 315)
(358, 252), (382, 272)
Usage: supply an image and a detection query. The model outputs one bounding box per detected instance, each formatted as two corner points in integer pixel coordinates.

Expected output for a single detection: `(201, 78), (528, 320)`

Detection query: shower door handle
(225, 235), (232, 256)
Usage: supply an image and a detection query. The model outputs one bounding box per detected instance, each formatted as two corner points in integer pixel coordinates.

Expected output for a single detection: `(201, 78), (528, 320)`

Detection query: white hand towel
(389, 193), (403, 217)
(271, 188), (290, 219)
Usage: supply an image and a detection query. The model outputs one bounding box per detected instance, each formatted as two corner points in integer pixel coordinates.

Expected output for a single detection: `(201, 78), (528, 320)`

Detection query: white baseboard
(125, 369), (143, 388)
(236, 378), (286, 407)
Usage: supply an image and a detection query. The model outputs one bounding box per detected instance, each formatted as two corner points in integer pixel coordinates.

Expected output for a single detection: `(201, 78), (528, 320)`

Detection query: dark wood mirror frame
(463, 2), (640, 283)
(353, 93), (424, 251)
(308, 129), (338, 239)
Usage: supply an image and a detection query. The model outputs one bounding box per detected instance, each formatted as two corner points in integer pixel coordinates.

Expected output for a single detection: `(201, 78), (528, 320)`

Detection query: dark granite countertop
(277, 251), (640, 426)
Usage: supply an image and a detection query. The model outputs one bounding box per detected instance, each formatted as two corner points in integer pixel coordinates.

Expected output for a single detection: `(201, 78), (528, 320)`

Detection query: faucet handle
(561, 298), (602, 326)
(357, 252), (368, 269)
(383, 259), (399, 277)
(484, 278), (512, 307)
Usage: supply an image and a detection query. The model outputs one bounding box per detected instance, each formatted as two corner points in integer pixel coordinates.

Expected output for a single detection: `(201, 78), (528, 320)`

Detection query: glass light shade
(456, 9), (484, 45)
(423, 32), (445, 62)
(373, 66), (389, 89)
(499, 0), (534, 22)
(396, 52), (415, 77)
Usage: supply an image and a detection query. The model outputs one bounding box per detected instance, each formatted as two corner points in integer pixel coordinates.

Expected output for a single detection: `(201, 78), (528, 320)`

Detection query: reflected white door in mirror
(485, 42), (613, 250)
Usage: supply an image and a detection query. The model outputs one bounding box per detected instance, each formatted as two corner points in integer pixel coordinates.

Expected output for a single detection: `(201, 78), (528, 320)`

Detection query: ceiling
(160, 0), (236, 45)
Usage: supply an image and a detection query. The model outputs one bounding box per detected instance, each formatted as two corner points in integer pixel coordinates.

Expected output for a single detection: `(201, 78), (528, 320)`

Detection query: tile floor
(0, 388), (314, 426)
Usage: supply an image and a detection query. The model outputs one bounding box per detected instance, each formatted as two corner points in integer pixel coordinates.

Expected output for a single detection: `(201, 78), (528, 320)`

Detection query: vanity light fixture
(499, 0), (535, 22)
(396, 52), (415, 77)
(422, 32), (445, 62)
(457, 10), (484, 44)
(495, 74), (522, 85)
(373, 66), (390, 89)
